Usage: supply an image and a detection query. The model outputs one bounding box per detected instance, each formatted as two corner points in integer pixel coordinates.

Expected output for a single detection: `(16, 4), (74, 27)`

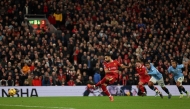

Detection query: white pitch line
(0, 104), (75, 109)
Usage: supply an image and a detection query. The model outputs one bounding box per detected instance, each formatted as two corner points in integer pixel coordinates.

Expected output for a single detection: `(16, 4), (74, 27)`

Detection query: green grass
(0, 96), (189, 109)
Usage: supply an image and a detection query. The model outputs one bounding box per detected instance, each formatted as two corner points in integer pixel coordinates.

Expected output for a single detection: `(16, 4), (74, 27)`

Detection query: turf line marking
(0, 104), (75, 109)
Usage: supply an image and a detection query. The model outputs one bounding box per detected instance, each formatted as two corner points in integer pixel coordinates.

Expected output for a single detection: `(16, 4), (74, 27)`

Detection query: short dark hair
(145, 62), (150, 65)
(105, 52), (111, 57)
(171, 60), (177, 63)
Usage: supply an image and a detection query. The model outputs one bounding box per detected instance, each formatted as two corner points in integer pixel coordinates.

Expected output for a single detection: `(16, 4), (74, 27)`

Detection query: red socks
(139, 85), (145, 93)
(95, 77), (111, 97)
(101, 84), (111, 96)
(95, 78), (107, 87)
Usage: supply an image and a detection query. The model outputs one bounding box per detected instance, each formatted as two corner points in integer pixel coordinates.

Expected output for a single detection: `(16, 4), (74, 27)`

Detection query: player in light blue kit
(168, 60), (189, 98)
(145, 62), (172, 99)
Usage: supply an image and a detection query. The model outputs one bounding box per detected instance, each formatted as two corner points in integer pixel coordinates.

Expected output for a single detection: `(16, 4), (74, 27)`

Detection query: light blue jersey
(168, 64), (184, 82)
(146, 63), (163, 80)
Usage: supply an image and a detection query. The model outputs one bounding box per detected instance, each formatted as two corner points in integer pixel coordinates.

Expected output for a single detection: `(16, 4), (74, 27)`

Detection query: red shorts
(139, 78), (150, 85)
(104, 73), (118, 85)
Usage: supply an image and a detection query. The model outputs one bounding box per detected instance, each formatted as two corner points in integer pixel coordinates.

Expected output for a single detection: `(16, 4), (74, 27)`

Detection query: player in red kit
(135, 61), (150, 96)
(87, 53), (130, 101)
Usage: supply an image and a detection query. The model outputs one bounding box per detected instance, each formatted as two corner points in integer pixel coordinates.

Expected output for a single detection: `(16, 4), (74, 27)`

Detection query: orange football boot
(109, 96), (114, 102)
(87, 84), (95, 89)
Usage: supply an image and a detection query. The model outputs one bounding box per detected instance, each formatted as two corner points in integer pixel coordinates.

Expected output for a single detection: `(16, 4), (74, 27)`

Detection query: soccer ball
(8, 88), (16, 97)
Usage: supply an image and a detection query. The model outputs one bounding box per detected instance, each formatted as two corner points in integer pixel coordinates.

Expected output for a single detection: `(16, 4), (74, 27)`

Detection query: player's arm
(143, 68), (148, 75)
(114, 60), (131, 69)
(146, 63), (157, 75)
(104, 67), (111, 73)
(167, 67), (171, 73)
(103, 63), (112, 73)
(147, 69), (157, 75)
(180, 63), (185, 68)
(120, 64), (131, 69)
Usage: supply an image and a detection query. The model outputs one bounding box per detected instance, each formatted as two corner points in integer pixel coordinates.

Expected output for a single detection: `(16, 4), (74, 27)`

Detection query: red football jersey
(103, 60), (121, 74)
(136, 65), (150, 79)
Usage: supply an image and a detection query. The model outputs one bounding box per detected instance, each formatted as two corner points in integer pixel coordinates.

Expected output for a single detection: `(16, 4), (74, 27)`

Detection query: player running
(168, 60), (189, 98)
(135, 60), (154, 96)
(145, 62), (172, 99)
(135, 61), (150, 96)
(87, 53), (130, 101)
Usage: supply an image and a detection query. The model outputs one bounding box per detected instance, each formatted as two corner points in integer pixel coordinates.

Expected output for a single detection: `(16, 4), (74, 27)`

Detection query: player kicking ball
(87, 53), (130, 101)
(168, 60), (189, 98)
(145, 62), (172, 99)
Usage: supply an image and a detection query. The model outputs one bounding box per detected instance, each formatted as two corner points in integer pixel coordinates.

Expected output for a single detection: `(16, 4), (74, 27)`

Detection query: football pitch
(0, 96), (189, 109)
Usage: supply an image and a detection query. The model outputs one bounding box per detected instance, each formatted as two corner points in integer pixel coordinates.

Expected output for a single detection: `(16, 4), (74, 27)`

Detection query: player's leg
(148, 77), (163, 98)
(87, 77), (107, 89)
(101, 83), (113, 101)
(138, 81), (146, 96)
(161, 86), (172, 99)
(176, 81), (184, 98)
(148, 77), (160, 92)
(106, 76), (118, 101)
(89, 75), (114, 101)
(158, 77), (172, 99)
(176, 77), (189, 98)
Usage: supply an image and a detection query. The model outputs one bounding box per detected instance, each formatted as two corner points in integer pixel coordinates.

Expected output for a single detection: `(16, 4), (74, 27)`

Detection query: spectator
(42, 76), (51, 86)
(93, 71), (101, 84)
(87, 76), (94, 85)
(169, 75), (175, 85)
(23, 4), (31, 15)
(43, 2), (48, 15)
(61, 78), (66, 86)
(53, 77), (62, 86)
(22, 63), (30, 74)
(48, 13), (56, 26)
(0, 77), (7, 86)
(24, 80), (30, 86)
(188, 75), (190, 84)
(58, 69), (66, 81)
(99, 67), (105, 80)
(127, 76), (134, 85)
(15, 75), (22, 86)
(165, 77), (170, 85)
(7, 76), (14, 86)
(53, 9), (62, 28)
(0, 31), (4, 41)
(25, 75), (33, 86)
(182, 78), (188, 85)
(121, 76), (127, 86)
(82, 72), (89, 85)
(67, 77), (75, 86)
(49, 76), (53, 86)
(30, 62), (35, 72)
(32, 76), (41, 86)
(72, 25), (78, 34)
(75, 78), (82, 86)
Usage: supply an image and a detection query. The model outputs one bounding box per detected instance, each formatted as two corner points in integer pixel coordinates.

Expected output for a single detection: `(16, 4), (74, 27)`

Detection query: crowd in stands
(0, 0), (190, 86)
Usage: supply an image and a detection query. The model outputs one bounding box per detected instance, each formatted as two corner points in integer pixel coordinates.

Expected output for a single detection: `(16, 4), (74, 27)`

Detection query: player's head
(105, 53), (111, 62)
(171, 60), (177, 68)
(135, 60), (142, 67)
(145, 62), (151, 70)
